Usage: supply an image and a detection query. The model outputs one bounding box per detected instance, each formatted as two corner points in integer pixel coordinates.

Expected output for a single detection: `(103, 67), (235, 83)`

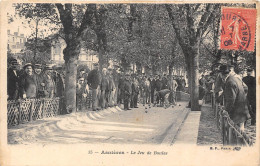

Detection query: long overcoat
(224, 75), (251, 124)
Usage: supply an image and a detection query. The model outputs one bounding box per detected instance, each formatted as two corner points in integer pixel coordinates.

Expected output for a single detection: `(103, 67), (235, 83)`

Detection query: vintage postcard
(0, 0), (259, 165)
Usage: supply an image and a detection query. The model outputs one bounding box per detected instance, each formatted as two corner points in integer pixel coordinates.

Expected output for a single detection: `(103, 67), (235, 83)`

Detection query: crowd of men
(76, 63), (187, 111)
(213, 64), (256, 130)
(7, 59), (65, 100)
(8, 59), (187, 112)
(7, 58), (256, 129)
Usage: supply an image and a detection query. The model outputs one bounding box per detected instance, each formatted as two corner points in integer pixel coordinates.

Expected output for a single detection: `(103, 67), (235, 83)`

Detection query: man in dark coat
(7, 59), (20, 100)
(112, 65), (120, 106)
(222, 65), (251, 131)
(154, 74), (163, 104)
(155, 75), (163, 92)
(53, 66), (66, 114)
(34, 64), (45, 98)
(87, 63), (101, 111)
(20, 63), (38, 99)
(53, 66), (65, 98)
(117, 73), (124, 105)
(130, 74), (139, 108)
(161, 74), (168, 89)
(214, 68), (225, 105)
(123, 73), (132, 110)
(243, 68), (256, 125)
(100, 68), (109, 109)
(107, 67), (116, 107)
(150, 74), (156, 104)
(41, 64), (56, 98)
(154, 89), (171, 108)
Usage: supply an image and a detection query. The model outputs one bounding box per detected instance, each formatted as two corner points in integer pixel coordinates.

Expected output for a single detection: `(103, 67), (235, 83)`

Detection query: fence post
(228, 127), (233, 145)
(222, 116), (226, 145)
(29, 99), (34, 121)
(41, 98), (46, 118)
(18, 100), (22, 124)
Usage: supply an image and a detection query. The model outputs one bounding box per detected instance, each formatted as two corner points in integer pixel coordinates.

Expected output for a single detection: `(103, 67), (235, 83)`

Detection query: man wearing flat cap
(20, 63), (38, 99)
(7, 59), (20, 100)
(222, 64), (251, 131)
(243, 68), (256, 125)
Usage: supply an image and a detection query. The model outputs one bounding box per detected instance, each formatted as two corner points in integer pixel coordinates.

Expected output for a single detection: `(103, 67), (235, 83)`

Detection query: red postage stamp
(220, 7), (257, 51)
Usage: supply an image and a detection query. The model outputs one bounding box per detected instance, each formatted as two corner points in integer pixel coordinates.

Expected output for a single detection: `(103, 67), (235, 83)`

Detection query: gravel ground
(8, 102), (188, 145)
(197, 104), (222, 145)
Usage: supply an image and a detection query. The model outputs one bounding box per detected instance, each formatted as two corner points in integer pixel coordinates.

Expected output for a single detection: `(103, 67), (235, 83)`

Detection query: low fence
(214, 103), (255, 146)
(7, 98), (60, 128)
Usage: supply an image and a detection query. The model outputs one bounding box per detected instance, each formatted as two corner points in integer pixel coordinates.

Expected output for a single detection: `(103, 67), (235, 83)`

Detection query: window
(13, 37), (14, 42)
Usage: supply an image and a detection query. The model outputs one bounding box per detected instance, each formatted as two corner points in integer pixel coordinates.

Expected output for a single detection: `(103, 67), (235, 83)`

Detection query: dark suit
(7, 68), (19, 100)
(7, 68), (20, 100)
(161, 77), (168, 89)
(20, 74), (38, 98)
(224, 75), (250, 124)
(87, 69), (101, 110)
(214, 73), (225, 104)
(123, 79), (132, 110)
(243, 75), (256, 124)
(150, 79), (156, 103)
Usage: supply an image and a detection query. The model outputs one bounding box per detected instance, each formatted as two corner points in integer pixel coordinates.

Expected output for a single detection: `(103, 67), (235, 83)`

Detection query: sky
(7, 5), (32, 37)
(7, 4), (59, 39)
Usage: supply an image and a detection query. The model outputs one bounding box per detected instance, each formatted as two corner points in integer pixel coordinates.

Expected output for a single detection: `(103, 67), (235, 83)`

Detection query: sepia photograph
(0, 1), (259, 165)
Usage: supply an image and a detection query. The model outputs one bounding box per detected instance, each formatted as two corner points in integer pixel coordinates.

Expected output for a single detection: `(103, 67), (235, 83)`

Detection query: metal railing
(214, 103), (255, 146)
(7, 98), (60, 128)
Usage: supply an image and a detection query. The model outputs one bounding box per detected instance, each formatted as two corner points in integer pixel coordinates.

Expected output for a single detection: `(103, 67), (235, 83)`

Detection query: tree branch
(77, 4), (96, 37)
(202, 43), (216, 57)
(45, 16), (62, 24)
(165, 4), (186, 48)
(55, 3), (73, 39)
(195, 4), (212, 39)
(185, 4), (196, 39)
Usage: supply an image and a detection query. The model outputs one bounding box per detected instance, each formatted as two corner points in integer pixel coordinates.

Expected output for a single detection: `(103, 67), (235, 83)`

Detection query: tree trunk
(186, 59), (192, 94)
(64, 56), (78, 113)
(63, 40), (79, 113)
(190, 40), (201, 111)
(98, 47), (105, 70)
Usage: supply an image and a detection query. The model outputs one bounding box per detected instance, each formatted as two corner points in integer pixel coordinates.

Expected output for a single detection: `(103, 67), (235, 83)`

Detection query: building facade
(7, 30), (27, 54)
(51, 37), (98, 70)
